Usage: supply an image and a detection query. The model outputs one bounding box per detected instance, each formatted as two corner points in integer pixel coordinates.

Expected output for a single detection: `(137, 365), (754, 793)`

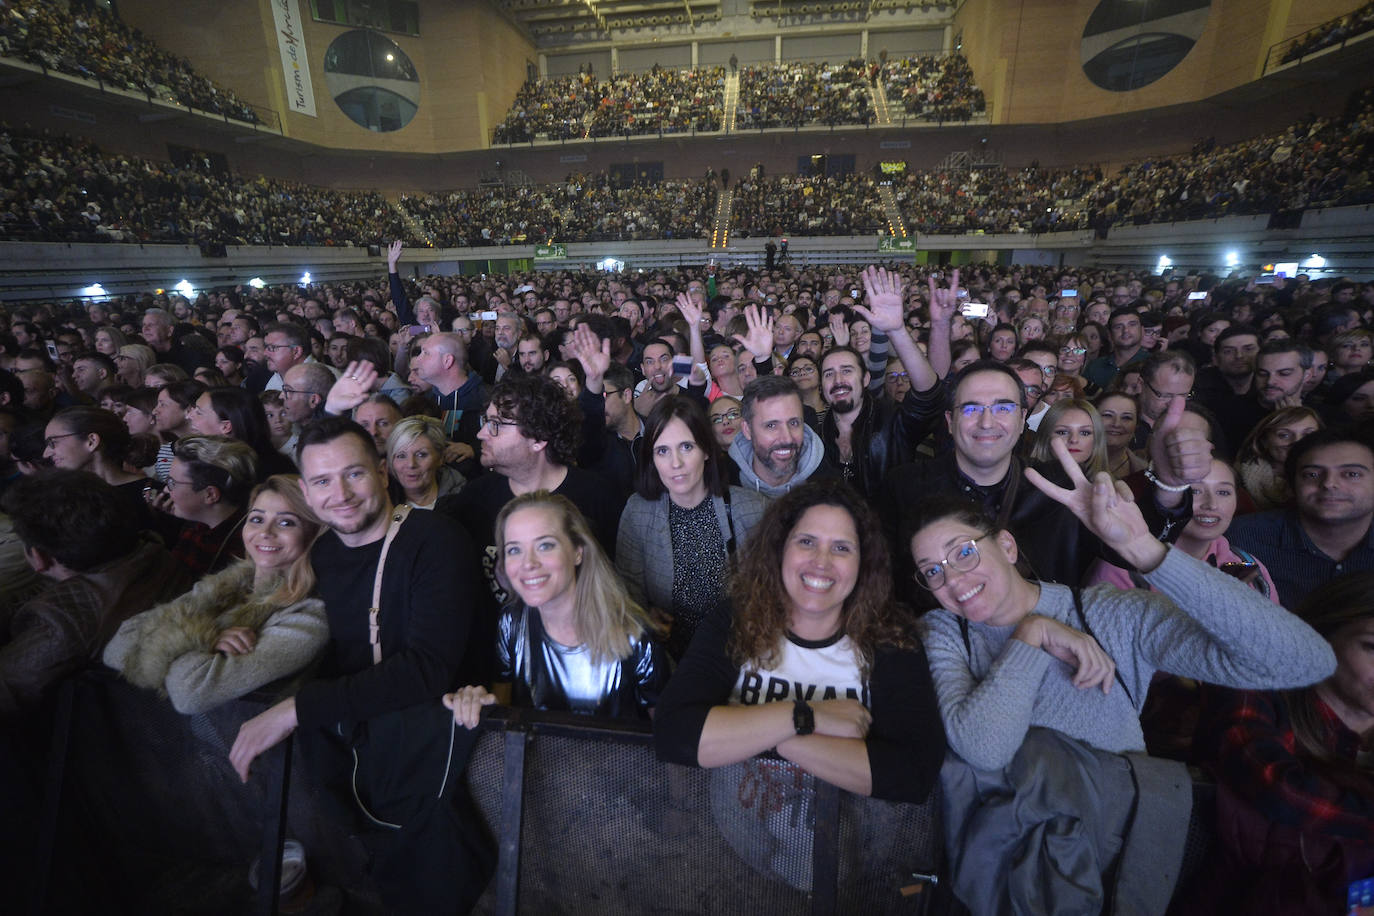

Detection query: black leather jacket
(820, 382), (944, 499)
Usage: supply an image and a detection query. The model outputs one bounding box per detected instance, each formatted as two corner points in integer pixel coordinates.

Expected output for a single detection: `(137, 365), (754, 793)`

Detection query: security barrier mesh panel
(467, 727), (939, 915)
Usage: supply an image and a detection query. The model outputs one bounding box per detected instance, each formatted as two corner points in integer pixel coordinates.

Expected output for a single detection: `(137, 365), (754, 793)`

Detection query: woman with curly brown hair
(653, 479), (946, 802)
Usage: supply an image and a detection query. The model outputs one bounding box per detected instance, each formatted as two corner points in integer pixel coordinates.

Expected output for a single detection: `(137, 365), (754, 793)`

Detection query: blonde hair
(244, 475), (323, 605)
(117, 343), (157, 374)
(494, 491), (653, 666)
(1029, 398), (1110, 478)
(385, 415), (447, 463)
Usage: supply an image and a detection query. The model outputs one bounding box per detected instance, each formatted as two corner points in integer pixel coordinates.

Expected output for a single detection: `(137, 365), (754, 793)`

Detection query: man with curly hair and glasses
(438, 374), (625, 679)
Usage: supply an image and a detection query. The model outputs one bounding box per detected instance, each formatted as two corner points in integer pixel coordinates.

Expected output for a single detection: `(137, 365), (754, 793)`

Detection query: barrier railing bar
(810, 780), (841, 916)
(29, 677), (76, 916)
(496, 727), (528, 916)
(254, 735), (293, 916)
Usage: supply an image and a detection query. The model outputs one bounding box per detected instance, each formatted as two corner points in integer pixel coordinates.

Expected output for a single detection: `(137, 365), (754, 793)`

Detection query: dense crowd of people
(1279, 0), (1374, 63)
(492, 66), (725, 144)
(0, 124), (404, 246)
(731, 172), (887, 237)
(5, 84), (1371, 248)
(0, 0), (260, 123)
(398, 173), (715, 246)
(736, 59), (873, 129)
(881, 53), (987, 123)
(1, 251), (1372, 912)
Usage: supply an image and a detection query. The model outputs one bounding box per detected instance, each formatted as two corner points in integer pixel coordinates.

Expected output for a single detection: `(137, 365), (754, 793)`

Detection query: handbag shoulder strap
(1070, 586), (1135, 707)
(368, 504), (413, 666)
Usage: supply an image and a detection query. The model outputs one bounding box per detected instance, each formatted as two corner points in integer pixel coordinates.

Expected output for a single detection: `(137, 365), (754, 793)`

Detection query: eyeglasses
(1060, 346), (1087, 356)
(263, 343), (296, 352)
(788, 366), (816, 377)
(711, 409), (742, 424)
(1142, 378), (1194, 401)
(956, 402), (1020, 419)
(1023, 384), (1045, 399)
(481, 415), (521, 435)
(916, 535), (992, 590)
(44, 432), (81, 450)
(281, 386), (320, 397)
(1037, 365), (1057, 377)
(166, 476), (195, 490)
(887, 371), (909, 381)
(602, 387), (623, 398)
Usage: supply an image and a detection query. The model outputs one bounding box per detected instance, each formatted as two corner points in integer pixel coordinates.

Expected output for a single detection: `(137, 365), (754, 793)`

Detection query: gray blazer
(615, 487), (769, 610)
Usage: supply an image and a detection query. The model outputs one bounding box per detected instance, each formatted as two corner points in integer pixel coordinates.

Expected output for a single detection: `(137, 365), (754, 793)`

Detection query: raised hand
(926, 267), (962, 326)
(1025, 436), (1167, 572)
(675, 292), (705, 330)
(569, 323), (611, 393)
(732, 303), (775, 362)
(324, 360), (379, 415)
(1147, 394), (1212, 487)
(387, 240), (402, 272)
(443, 685), (497, 729)
(828, 311), (850, 348)
(854, 265), (907, 333)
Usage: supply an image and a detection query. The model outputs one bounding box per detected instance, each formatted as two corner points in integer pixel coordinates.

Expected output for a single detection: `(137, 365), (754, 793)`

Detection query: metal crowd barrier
(31, 669), (1215, 915)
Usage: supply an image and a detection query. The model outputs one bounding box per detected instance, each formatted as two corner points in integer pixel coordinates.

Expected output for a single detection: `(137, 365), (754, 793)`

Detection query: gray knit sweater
(917, 547), (1336, 772)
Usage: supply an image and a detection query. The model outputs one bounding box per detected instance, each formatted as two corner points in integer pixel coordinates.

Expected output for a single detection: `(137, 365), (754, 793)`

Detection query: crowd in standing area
(1, 252), (1372, 913)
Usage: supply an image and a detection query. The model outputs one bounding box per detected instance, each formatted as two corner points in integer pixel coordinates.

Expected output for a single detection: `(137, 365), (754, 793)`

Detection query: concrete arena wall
(116, 0), (534, 154)
(5, 205), (1371, 303)
(956, 0), (1363, 126)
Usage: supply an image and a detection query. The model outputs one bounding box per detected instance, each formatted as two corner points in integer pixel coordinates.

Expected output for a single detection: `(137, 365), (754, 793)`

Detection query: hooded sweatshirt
(728, 423), (827, 498)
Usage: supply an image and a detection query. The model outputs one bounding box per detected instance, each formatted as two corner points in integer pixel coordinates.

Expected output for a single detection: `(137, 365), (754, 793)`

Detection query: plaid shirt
(1211, 688), (1373, 842)
(171, 510), (245, 578)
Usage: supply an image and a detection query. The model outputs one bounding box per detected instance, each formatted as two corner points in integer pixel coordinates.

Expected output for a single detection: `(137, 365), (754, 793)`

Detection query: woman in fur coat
(104, 475), (328, 714)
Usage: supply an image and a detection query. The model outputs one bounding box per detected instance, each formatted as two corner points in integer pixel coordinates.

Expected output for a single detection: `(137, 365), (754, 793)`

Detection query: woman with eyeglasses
(114, 343), (156, 388)
(654, 479), (945, 802)
(786, 352), (826, 430)
(1054, 332), (1101, 398)
(707, 396), (743, 451)
(617, 397), (768, 660)
(1234, 406), (1323, 510)
(908, 441), (1334, 914)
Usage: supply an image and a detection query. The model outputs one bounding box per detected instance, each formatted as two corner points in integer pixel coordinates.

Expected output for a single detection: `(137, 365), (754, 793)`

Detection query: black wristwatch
(792, 697), (815, 736)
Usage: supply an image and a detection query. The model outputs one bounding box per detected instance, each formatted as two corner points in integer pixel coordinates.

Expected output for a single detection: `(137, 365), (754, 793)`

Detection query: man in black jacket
(818, 266), (945, 498)
(882, 360), (1204, 602)
(229, 416), (488, 910)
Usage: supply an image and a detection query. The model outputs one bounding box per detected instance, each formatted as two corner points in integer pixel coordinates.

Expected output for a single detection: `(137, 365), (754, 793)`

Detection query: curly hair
(488, 373), (583, 467)
(727, 479), (915, 678)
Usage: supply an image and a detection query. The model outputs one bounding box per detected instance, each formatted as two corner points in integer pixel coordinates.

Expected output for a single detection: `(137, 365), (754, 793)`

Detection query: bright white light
(1224, 251), (1239, 268)
(1156, 255), (1172, 273)
(174, 279), (194, 298)
(81, 283), (107, 297)
(300, 272), (312, 285)
(1274, 262), (1298, 277)
(596, 257), (624, 273)
(1303, 254), (1326, 269)
(248, 277), (265, 289)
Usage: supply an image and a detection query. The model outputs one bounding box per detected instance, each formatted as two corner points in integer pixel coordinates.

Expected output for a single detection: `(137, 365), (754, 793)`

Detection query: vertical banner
(271, 0), (317, 117)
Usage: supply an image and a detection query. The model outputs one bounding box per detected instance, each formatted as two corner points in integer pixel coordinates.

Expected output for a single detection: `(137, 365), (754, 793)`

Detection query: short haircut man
(232, 415), (489, 910)
(1229, 426), (1374, 607)
(733, 374), (827, 498)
